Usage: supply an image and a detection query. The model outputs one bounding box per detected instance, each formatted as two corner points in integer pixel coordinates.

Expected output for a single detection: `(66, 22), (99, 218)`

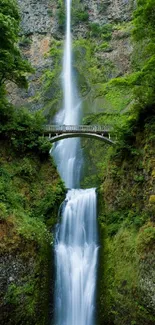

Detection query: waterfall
(52, 0), (81, 188)
(55, 189), (98, 325)
(52, 1), (98, 324)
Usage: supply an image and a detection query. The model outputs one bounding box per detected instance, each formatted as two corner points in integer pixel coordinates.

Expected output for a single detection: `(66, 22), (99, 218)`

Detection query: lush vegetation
(0, 1), (65, 324)
(95, 2), (155, 324)
(0, 129), (65, 324)
(104, 0), (155, 147)
(0, 106), (65, 323)
(0, 0), (32, 88)
(0, 103), (52, 157)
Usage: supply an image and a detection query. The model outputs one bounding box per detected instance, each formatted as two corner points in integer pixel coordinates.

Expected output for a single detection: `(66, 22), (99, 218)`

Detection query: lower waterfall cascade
(54, 189), (98, 325)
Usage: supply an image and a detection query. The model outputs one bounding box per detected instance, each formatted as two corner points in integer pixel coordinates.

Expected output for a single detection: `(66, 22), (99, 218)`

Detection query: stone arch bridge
(44, 125), (115, 145)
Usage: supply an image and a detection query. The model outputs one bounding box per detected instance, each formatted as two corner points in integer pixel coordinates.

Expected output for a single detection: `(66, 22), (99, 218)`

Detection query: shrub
(137, 223), (155, 253)
(89, 23), (113, 40)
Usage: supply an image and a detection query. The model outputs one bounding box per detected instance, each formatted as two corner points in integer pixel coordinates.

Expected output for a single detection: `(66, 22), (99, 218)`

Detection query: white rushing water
(52, 0), (81, 188)
(55, 189), (98, 325)
(53, 0), (98, 324)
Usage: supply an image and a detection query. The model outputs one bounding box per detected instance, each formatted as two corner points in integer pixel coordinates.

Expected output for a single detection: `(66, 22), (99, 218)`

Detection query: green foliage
(90, 0), (155, 159)
(133, 0), (155, 41)
(57, 0), (65, 31)
(0, 0), (33, 87)
(17, 214), (51, 245)
(97, 115), (155, 235)
(71, 0), (89, 26)
(74, 10), (89, 23)
(3, 215), (51, 324)
(89, 23), (113, 40)
(0, 166), (24, 215)
(32, 180), (65, 220)
(0, 105), (52, 157)
(97, 41), (112, 52)
(0, 121), (65, 322)
(0, 202), (7, 220)
(137, 223), (155, 253)
(0, 100), (65, 224)
(0, 147), (65, 223)
(73, 38), (106, 92)
(5, 281), (36, 314)
(79, 2), (155, 324)
(41, 40), (63, 118)
(19, 35), (32, 47)
(98, 224), (155, 325)
(105, 0), (155, 138)
(16, 157), (37, 178)
(149, 195), (155, 204)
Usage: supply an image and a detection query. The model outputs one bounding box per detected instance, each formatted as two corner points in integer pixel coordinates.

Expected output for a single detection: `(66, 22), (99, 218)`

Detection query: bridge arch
(48, 132), (115, 145)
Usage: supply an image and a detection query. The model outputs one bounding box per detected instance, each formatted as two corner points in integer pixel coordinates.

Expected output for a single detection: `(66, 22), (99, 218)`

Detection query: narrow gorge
(0, 1), (155, 325)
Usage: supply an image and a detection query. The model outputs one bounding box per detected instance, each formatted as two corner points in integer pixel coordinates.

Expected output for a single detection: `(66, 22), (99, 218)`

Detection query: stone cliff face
(7, 0), (57, 110)
(85, 0), (134, 23)
(18, 0), (57, 35)
(8, 0), (135, 115)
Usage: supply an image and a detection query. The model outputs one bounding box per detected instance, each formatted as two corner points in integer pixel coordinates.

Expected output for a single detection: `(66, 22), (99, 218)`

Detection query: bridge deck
(44, 124), (110, 135)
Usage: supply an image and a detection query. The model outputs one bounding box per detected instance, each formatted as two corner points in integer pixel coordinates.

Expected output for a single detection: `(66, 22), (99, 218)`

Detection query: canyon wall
(8, 0), (135, 118)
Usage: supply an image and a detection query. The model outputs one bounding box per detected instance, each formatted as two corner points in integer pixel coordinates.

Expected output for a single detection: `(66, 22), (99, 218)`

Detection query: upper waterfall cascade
(52, 1), (98, 324)
(52, 0), (81, 188)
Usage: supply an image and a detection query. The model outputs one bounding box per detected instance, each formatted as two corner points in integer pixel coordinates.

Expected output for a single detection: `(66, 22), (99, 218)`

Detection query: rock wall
(7, 0), (58, 111)
(18, 0), (57, 35)
(85, 0), (135, 24)
(8, 0), (135, 114)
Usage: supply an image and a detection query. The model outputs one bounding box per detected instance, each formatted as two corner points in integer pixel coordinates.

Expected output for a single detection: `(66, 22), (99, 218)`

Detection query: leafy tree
(0, 0), (33, 88)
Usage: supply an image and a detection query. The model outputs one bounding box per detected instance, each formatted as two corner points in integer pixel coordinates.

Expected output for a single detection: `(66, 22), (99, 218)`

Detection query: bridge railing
(44, 124), (110, 133)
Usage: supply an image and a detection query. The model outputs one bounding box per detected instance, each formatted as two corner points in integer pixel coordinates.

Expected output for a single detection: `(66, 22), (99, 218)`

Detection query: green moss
(71, 0), (89, 26)
(89, 23), (113, 40)
(57, 0), (65, 31)
(98, 223), (155, 325)
(149, 195), (155, 204)
(96, 113), (155, 324)
(5, 281), (37, 314)
(137, 223), (155, 254)
(2, 215), (51, 325)
(0, 140), (65, 222)
(0, 202), (7, 220)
